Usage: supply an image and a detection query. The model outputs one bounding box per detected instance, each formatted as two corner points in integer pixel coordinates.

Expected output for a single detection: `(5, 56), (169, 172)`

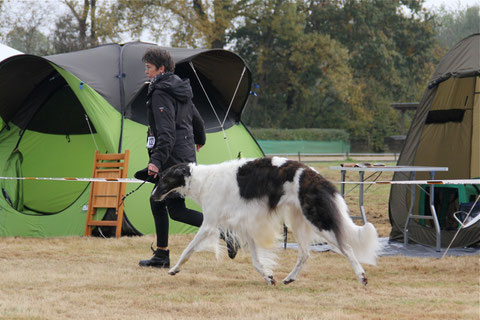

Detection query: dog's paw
(266, 275), (276, 286)
(282, 278), (295, 285)
(360, 273), (368, 286)
(168, 268), (180, 276)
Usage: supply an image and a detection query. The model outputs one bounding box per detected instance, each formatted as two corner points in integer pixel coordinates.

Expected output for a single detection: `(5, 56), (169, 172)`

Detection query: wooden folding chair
(84, 150), (130, 238)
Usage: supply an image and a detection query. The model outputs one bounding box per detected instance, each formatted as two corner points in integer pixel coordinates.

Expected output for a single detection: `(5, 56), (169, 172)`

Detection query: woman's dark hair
(142, 48), (175, 73)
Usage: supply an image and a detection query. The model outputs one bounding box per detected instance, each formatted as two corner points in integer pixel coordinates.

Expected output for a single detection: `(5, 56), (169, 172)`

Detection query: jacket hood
(153, 72), (193, 102)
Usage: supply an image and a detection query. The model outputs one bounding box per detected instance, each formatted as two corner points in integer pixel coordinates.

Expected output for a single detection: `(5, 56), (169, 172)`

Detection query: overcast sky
(424, 0), (480, 10)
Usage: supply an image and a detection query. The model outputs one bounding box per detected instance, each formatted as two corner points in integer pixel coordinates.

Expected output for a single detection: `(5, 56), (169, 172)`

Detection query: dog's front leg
(168, 227), (212, 275)
(246, 238), (276, 285)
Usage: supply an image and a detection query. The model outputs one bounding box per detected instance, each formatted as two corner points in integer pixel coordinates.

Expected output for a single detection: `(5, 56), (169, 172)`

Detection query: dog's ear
(173, 164), (190, 177)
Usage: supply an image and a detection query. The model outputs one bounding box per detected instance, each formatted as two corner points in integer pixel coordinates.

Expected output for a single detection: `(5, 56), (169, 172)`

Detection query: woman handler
(137, 48), (206, 268)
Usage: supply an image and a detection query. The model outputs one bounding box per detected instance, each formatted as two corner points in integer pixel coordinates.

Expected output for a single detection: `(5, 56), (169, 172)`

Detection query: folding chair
(84, 150), (130, 238)
(453, 195), (480, 229)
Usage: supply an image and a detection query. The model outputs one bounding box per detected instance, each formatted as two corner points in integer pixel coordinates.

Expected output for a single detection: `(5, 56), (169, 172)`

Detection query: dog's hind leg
(325, 233), (367, 286)
(339, 243), (367, 285)
(246, 237), (276, 285)
(168, 226), (214, 276)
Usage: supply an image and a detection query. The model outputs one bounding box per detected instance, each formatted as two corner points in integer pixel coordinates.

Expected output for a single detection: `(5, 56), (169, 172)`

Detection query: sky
(423, 0), (480, 11)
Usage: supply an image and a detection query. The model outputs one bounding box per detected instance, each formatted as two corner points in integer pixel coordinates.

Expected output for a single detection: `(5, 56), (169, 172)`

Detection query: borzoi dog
(152, 157), (380, 286)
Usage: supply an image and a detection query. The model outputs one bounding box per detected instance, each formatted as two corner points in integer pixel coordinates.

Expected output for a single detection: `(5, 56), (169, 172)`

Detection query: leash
(117, 169), (159, 208)
(95, 180), (150, 239)
(99, 173), (156, 238)
(119, 179), (149, 204)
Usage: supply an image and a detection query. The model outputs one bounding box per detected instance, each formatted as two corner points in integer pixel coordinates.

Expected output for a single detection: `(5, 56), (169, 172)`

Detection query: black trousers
(150, 195), (203, 247)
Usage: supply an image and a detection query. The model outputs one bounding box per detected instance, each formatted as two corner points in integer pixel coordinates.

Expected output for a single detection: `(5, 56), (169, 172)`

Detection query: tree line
(0, 0), (478, 151)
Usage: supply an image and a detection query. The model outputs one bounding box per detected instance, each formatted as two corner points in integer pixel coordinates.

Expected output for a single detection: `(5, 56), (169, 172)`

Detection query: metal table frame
(329, 166), (449, 252)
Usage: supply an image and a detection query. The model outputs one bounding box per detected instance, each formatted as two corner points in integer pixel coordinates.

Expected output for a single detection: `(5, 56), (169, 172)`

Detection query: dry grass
(0, 162), (479, 320)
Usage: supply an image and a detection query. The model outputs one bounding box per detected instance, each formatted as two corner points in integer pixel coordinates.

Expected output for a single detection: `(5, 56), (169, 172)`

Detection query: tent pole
(117, 45), (127, 153)
(221, 67), (246, 127)
(85, 114), (99, 150)
(189, 62), (223, 128)
(188, 61), (233, 160)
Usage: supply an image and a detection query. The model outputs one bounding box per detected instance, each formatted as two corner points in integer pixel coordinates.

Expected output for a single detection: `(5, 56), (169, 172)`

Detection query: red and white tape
(0, 176), (147, 183)
(339, 179), (480, 185)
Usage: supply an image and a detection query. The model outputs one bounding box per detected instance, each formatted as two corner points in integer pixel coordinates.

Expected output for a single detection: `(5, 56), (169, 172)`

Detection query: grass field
(0, 162), (478, 320)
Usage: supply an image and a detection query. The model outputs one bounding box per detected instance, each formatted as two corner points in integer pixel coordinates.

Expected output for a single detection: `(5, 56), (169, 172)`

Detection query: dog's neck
(186, 163), (222, 204)
(184, 164), (205, 203)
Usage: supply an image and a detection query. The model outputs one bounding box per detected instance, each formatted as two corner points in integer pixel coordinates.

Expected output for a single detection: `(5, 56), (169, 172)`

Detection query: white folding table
(329, 165), (449, 252)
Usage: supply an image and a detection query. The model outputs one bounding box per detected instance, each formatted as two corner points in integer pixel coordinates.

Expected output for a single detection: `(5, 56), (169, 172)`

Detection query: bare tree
(114, 0), (261, 48)
(63, 0), (98, 48)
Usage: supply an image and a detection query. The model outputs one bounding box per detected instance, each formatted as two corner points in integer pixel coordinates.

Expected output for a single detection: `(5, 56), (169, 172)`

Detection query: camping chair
(442, 194), (480, 258)
(84, 150), (130, 238)
(418, 183), (480, 229)
(453, 195), (480, 229)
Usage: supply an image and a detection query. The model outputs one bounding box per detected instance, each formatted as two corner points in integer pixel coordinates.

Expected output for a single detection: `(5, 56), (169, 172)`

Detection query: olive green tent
(0, 42), (263, 237)
(389, 34), (480, 248)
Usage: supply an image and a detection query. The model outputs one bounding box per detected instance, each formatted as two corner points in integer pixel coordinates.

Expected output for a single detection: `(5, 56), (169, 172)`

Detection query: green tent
(389, 34), (480, 248)
(0, 42), (263, 237)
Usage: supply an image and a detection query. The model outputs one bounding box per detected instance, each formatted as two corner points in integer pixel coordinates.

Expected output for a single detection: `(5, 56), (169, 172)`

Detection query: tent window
(425, 109), (465, 124)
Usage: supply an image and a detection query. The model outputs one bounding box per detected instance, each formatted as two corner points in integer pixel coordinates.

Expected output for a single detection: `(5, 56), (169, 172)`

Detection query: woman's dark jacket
(146, 72), (206, 172)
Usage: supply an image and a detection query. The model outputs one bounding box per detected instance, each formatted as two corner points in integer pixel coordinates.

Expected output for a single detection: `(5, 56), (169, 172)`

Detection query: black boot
(220, 231), (239, 260)
(139, 247), (170, 268)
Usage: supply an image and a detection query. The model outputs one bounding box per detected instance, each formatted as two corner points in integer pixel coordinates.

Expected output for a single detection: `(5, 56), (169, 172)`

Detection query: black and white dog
(152, 157), (380, 286)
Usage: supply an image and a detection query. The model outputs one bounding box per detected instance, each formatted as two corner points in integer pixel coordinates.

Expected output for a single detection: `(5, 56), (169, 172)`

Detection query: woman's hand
(148, 163), (159, 178)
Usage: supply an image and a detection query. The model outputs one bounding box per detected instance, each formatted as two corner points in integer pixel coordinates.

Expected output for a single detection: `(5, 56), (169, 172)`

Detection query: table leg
(404, 172), (416, 247)
(429, 171), (441, 252)
(340, 170), (346, 197)
(359, 171), (367, 224)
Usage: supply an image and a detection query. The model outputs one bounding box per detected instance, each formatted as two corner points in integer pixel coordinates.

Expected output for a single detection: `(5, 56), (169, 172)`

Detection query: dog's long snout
(151, 182), (168, 201)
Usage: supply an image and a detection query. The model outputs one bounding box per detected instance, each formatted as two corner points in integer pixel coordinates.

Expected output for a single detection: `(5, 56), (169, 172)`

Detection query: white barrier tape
(0, 177), (149, 183)
(0, 177), (478, 185)
(337, 179), (480, 185)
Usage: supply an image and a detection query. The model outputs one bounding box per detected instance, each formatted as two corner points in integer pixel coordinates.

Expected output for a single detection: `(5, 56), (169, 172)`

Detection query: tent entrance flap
(1, 148), (24, 211)
(19, 131), (99, 214)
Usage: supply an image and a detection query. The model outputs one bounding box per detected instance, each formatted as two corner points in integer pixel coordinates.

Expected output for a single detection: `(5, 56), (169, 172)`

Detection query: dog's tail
(334, 194), (381, 265)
